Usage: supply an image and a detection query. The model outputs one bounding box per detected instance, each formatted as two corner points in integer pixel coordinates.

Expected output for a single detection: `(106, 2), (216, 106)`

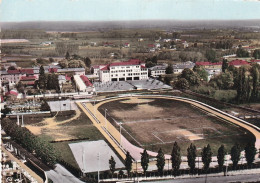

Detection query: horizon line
(2, 19), (260, 23)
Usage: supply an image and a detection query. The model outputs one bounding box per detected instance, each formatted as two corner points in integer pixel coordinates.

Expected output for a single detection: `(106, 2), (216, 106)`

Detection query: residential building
(251, 60), (260, 65)
(205, 68), (222, 81)
(98, 59), (148, 82)
(149, 65), (167, 78)
(228, 59), (250, 68)
(173, 61), (195, 74)
(74, 75), (95, 94)
(195, 61), (222, 69)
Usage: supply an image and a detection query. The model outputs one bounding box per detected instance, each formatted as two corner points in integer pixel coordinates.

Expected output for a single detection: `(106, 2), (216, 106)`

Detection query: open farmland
(98, 97), (255, 155)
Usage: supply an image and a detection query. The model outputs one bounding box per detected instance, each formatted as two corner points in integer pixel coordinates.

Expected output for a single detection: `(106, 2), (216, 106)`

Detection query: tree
(253, 49), (260, 59)
(187, 143), (197, 173)
(38, 65), (46, 90)
(251, 65), (259, 101)
(84, 57), (92, 68)
(193, 66), (208, 81)
(1, 105), (12, 118)
(217, 145), (226, 170)
(166, 64), (173, 74)
(201, 144), (212, 172)
(16, 81), (25, 94)
(8, 66), (16, 70)
(222, 59), (228, 73)
(205, 49), (216, 62)
(141, 149), (149, 175)
(231, 143), (241, 168)
(109, 156), (116, 175)
(179, 68), (200, 86)
(245, 142), (257, 166)
(65, 51), (70, 60)
(40, 100), (51, 111)
(171, 142), (181, 175)
(175, 78), (189, 89)
(49, 57), (54, 62)
(156, 148), (165, 175)
(125, 151), (133, 177)
(236, 48), (249, 58)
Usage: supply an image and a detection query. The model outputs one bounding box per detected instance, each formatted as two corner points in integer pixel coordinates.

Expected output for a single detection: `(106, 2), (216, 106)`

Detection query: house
(138, 38), (144, 42)
(251, 60), (260, 65)
(205, 68), (222, 81)
(74, 75), (95, 94)
(149, 65), (167, 78)
(228, 59), (250, 68)
(90, 65), (107, 77)
(154, 43), (161, 49)
(0, 68), (35, 86)
(124, 43), (130, 48)
(173, 61), (195, 74)
(90, 42), (97, 46)
(20, 76), (36, 86)
(195, 62), (222, 69)
(98, 59), (148, 82)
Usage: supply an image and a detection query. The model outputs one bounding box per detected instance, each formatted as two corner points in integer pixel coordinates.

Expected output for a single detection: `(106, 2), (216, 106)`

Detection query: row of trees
(117, 142), (258, 176)
(1, 118), (58, 166)
(38, 65), (60, 92)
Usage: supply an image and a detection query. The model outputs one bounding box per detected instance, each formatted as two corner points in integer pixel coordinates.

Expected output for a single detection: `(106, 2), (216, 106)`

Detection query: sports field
(98, 97), (255, 155)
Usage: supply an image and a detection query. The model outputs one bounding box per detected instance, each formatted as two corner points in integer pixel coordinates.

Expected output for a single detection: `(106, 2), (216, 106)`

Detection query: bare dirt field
(98, 97), (255, 155)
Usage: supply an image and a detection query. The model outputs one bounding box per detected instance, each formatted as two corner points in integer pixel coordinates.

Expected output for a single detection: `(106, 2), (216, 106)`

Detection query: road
(148, 174), (260, 183)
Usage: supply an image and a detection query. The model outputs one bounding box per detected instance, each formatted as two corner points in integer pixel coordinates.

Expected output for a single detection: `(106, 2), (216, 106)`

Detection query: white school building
(92, 59), (148, 82)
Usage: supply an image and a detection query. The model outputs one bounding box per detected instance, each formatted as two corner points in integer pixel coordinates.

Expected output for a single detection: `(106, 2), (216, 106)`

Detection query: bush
(213, 90), (237, 102)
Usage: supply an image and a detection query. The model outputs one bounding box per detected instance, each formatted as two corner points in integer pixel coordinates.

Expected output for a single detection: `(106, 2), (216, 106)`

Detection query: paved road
(46, 164), (84, 183)
(148, 174), (260, 183)
(1, 145), (44, 183)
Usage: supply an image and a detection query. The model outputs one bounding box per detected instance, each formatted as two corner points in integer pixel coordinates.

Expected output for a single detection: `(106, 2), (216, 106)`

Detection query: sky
(1, 0), (260, 22)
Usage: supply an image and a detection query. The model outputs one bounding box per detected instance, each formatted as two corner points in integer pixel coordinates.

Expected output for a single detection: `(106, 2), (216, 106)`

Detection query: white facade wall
(151, 70), (166, 77)
(100, 64), (148, 82)
(74, 75), (87, 92)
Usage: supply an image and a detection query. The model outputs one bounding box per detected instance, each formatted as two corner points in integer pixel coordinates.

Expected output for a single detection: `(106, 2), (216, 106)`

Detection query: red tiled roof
(20, 76), (36, 80)
(0, 96), (4, 103)
(65, 75), (71, 81)
(26, 81), (35, 85)
(80, 75), (93, 87)
(101, 59), (144, 71)
(21, 69), (34, 75)
(148, 44), (155, 48)
(229, 59), (249, 66)
(7, 70), (20, 74)
(251, 60), (260, 63)
(49, 68), (58, 73)
(141, 65), (146, 68)
(5, 90), (18, 96)
(196, 62), (222, 66)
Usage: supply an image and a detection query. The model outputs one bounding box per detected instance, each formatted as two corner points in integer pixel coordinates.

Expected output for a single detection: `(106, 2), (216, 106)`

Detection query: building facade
(96, 59), (148, 82)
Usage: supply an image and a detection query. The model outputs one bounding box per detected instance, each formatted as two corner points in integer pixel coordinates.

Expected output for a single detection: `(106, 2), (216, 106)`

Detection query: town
(1, 1), (260, 183)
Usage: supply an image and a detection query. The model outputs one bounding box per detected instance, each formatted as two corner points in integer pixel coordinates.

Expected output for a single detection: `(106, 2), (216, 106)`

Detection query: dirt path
(26, 110), (81, 138)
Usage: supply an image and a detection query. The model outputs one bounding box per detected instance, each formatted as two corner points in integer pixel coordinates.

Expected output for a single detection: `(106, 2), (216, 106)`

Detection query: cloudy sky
(1, 0), (260, 22)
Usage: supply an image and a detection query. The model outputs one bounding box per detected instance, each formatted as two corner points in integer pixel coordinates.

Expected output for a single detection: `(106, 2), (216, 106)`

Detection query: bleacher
(94, 79), (172, 93)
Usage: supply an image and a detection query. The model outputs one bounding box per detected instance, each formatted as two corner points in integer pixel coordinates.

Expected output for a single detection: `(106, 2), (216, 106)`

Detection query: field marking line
(152, 132), (165, 144)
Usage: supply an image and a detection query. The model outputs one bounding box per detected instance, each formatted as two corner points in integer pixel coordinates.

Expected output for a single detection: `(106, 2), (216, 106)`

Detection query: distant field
(98, 97), (255, 155)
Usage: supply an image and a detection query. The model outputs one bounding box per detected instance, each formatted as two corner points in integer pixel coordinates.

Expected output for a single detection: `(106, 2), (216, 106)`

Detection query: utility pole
(119, 122), (122, 146)
(98, 152), (100, 183)
(225, 152), (228, 176)
(105, 108), (108, 129)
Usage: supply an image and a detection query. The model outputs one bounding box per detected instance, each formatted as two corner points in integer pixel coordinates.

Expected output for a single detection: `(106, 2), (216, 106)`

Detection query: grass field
(25, 107), (104, 168)
(98, 97), (255, 155)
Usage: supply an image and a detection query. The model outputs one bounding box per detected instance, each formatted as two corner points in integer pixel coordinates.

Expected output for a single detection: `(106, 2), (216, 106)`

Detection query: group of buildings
(1, 57), (260, 100)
